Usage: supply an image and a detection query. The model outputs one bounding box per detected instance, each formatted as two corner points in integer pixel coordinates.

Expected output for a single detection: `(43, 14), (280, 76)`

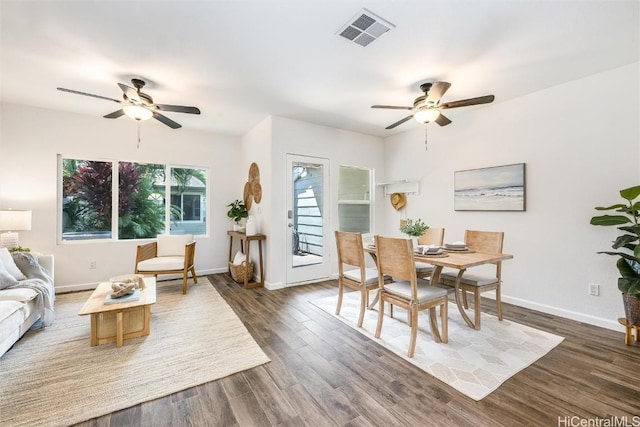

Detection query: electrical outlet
(89, 260), (96, 269)
(589, 283), (600, 296)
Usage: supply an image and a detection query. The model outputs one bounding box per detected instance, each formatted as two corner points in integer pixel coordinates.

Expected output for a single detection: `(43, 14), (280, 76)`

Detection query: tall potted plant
(226, 200), (248, 231)
(590, 185), (640, 325)
(400, 218), (429, 247)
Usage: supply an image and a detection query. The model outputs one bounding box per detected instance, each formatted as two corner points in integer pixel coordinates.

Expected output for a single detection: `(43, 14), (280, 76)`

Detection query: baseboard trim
(55, 267), (227, 294)
(500, 294), (622, 332)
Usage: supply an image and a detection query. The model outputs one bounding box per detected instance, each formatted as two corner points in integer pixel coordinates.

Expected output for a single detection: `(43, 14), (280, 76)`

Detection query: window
(118, 162), (166, 240)
(338, 165), (372, 233)
(169, 167), (207, 235)
(60, 157), (207, 241)
(61, 159), (113, 240)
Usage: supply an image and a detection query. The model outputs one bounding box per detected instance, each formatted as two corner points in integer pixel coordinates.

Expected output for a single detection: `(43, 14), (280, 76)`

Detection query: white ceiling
(1, 0), (638, 138)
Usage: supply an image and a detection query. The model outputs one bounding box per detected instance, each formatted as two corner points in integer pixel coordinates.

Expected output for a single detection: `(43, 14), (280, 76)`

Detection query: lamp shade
(0, 210), (32, 231)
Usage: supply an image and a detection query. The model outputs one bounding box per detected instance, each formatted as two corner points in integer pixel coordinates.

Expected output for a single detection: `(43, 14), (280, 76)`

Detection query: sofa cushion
(0, 287), (38, 303)
(0, 261), (19, 290)
(137, 256), (185, 271)
(0, 300), (24, 325)
(0, 248), (26, 281)
(0, 300), (28, 350)
(157, 234), (193, 257)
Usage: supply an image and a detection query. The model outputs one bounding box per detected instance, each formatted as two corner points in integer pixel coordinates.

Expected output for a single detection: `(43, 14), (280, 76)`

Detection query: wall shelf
(376, 180), (420, 196)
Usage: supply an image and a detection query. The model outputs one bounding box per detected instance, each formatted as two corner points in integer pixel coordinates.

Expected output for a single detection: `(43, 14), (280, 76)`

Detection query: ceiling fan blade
(385, 115), (413, 130)
(118, 83), (141, 103)
(439, 95), (495, 110)
(57, 87), (121, 103)
(104, 109), (125, 119)
(426, 81), (451, 104)
(155, 104), (201, 114)
(153, 112), (182, 129)
(434, 113), (452, 126)
(371, 105), (413, 110)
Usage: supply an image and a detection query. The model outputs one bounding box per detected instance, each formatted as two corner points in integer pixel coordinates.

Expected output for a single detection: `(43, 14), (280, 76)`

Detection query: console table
(227, 231), (265, 289)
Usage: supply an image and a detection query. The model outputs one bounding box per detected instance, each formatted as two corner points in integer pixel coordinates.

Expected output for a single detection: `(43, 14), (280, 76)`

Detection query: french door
(285, 154), (331, 284)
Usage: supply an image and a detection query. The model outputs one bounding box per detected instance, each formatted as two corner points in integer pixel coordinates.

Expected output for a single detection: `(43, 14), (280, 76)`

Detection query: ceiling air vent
(337, 8), (395, 47)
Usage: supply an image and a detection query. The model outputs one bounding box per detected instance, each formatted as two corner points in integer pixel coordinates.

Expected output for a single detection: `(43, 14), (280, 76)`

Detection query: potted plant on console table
(590, 185), (640, 326)
(227, 199), (249, 232)
(400, 218), (429, 247)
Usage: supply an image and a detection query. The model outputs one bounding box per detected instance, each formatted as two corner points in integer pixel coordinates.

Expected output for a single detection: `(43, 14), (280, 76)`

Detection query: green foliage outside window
(62, 159), (206, 240)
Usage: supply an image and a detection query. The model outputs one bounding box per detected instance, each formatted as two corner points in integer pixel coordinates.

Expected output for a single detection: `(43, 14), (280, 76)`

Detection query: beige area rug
(311, 291), (564, 401)
(0, 277), (270, 427)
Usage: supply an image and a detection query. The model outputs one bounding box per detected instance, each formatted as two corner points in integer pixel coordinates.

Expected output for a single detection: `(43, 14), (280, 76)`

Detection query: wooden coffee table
(78, 277), (156, 347)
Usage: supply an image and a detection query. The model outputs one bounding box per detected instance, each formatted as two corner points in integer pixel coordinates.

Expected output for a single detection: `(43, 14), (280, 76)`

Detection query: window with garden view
(61, 157), (207, 241)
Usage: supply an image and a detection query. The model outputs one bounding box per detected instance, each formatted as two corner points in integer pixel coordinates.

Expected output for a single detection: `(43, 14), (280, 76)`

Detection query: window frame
(337, 164), (374, 235)
(57, 155), (209, 243)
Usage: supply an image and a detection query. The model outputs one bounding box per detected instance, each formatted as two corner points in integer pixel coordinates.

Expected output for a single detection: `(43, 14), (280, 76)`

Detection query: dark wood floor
(75, 273), (640, 427)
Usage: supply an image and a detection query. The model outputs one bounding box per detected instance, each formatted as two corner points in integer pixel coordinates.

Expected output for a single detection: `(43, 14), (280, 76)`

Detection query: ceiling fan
(371, 82), (494, 129)
(57, 78), (200, 129)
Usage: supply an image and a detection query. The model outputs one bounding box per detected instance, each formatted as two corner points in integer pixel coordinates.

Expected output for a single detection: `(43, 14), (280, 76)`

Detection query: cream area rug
(311, 291), (564, 401)
(0, 277), (270, 427)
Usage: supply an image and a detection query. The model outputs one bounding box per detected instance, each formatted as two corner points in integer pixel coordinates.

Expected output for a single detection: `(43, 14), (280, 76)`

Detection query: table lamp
(0, 209), (32, 249)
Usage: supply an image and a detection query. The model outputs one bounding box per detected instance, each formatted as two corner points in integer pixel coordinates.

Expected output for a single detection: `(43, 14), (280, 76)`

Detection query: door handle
(288, 223), (294, 228)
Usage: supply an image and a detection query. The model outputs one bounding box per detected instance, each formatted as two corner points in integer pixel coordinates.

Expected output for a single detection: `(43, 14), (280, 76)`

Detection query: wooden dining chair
(335, 231), (383, 327)
(374, 235), (448, 358)
(415, 227), (445, 279)
(440, 230), (504, 328)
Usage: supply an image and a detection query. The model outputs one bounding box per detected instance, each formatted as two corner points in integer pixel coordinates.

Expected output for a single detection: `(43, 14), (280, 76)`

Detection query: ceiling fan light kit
(372, 81), (494, 129)
(123, 105), (153, 121)
(413, 108), (440, 123)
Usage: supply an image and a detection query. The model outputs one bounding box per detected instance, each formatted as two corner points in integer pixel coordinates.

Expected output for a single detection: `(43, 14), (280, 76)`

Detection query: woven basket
(229, 261), (253, 283)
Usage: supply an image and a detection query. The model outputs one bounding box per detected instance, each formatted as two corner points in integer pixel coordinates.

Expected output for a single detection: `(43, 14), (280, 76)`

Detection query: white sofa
(0, 253), (54, 357)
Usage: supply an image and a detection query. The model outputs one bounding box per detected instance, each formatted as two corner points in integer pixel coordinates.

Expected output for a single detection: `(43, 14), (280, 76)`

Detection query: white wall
(382, 62), (640, 330)
(240, 116), (273, 283)
(0, 103), (242, 290)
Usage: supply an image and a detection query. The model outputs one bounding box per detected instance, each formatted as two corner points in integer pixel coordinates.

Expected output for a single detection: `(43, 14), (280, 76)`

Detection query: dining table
(364, 245), (513, 330)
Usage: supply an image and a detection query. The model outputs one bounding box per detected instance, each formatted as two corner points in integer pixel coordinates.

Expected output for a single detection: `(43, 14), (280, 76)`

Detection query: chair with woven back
(415, 227), (445, 279)
(374, 235), (448, 358)
(334, 231), (383, 327)
(135, 234), (197, 295)
(439, 229), (504, 328)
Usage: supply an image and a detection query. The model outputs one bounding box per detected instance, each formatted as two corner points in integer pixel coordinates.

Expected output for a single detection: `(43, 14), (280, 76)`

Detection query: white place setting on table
(414, 244), (442, 255)
(443, 241), (470, 251)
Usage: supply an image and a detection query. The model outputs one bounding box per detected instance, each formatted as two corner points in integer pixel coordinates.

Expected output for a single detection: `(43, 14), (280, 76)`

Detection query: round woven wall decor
(243, 182), (253, 210)
(252, 182), (262, 203)
(249, 162), (260, 183)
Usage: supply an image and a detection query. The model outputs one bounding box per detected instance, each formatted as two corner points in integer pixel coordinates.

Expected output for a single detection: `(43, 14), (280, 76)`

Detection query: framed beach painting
(454, 163), (526, 211)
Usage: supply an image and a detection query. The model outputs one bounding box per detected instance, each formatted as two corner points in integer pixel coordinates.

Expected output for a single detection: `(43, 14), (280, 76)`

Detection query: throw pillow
(0, 261), (19, 289)
(157, 234), (194, 257)
(0, 248), (26, 281)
